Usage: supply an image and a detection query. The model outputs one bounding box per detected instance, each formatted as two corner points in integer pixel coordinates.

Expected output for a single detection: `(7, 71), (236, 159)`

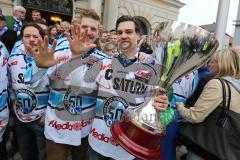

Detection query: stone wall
(0, 0), (184, 35)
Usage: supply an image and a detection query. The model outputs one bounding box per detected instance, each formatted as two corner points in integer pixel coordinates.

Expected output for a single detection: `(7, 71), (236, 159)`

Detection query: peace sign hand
(65, 24), (97, 58)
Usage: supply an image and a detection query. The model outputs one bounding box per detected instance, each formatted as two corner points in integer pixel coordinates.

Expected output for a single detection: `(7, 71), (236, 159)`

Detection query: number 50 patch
(16, 89), (37, 114)
(63, 89), (82, 115)
(103, 96), (128, 127)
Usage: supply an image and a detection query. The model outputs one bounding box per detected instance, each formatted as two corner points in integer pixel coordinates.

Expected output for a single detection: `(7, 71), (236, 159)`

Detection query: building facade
(0, 0), (184, 36)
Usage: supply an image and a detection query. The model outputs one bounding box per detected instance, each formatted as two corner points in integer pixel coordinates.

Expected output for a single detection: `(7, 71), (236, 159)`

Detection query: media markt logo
(48, 120), (82, 131)
(90, 128), (119, 146)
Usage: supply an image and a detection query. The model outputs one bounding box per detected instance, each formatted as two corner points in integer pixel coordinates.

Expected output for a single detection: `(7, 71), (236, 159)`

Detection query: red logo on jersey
(57, 55), (70, 64)
(81, 119), (92, 127)
(49, 120), (81, 131)
(8, 61), (18, 67)
(135, 71), (152, 83)
(2, 57), (7, 66)
(90, 128), (119, 146)
(48, 119), (92, 131)
(100, 64), (112, 70)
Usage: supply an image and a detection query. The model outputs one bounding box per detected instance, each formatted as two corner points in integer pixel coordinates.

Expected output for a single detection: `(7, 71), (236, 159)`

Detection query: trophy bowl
(111, 21), (219, 160)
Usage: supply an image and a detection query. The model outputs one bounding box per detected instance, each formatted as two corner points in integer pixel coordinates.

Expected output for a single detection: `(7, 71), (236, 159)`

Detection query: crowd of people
(0, 5), (240, 160)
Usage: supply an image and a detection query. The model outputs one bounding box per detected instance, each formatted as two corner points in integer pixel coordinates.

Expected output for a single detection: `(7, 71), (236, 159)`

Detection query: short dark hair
(115, 15), (141, 34)
(32, 10), (41, 15)
(20, 22), (46, 39)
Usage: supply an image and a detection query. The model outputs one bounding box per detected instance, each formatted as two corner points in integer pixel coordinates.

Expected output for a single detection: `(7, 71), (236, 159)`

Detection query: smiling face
(116, 21), (140, 57)
(22, 26), (43, 54)
(32, 11), (41, 21)
(80, 17), (99, 45)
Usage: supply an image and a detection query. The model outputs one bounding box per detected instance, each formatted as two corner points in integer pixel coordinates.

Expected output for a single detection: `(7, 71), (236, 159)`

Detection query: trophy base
(111, 115), (164, 160)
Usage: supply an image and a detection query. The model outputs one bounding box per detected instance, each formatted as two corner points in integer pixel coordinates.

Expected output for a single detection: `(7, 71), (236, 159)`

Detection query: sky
(178, 0), (239, 36)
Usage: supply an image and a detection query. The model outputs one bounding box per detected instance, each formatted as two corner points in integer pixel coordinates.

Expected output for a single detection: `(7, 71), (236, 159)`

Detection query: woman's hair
(47, 25), (57, 38)
(212, 48), (240, 79)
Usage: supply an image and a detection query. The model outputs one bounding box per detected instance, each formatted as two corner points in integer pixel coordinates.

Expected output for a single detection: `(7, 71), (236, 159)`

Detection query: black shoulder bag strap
(222, 79), (232, 110)
(216, 78), (231, 128)
(218, 78), (227, 108)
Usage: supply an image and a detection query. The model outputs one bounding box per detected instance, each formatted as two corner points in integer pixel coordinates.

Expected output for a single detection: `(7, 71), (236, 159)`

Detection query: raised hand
(27, 36), (57, 68)
(65, 24), (96, 57)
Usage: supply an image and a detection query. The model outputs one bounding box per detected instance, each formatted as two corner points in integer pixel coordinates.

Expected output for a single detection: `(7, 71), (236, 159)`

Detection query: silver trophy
(111, 21), (219, 160)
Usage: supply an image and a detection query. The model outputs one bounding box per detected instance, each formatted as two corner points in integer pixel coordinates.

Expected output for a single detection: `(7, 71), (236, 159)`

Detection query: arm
(28, 24), (97, 83)
(176, 79), (222, 123)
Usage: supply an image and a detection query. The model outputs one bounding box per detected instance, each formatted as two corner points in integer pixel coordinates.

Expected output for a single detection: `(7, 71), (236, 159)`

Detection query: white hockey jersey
(8, 42), (49, 122)
(67, 53), (160, 160)
(0, 42), (9, 142)
(30, 38), (110, 146)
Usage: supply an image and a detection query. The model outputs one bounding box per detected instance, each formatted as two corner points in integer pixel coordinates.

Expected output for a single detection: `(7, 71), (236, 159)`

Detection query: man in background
(31, 10), (42, 22)
(0, 15), (17, 52)
(5, 6), (26, 36)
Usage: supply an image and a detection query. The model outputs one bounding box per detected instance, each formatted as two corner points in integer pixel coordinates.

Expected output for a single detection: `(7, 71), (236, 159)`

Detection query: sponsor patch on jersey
(57, 55), (70, 64)
(48, 119), (92, 131)
(100, 63), (112, 70)
(16, 89), (37, 114)
(48, 120), (81, 131)
(8, 60), (18, 67)
(134, 70), (152, 83)
(90, 128), (119, 146)
(103, 96), (128, 127)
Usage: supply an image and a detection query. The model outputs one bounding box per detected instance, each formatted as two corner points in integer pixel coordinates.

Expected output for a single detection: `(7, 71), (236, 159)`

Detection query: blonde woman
(177, 48), (240, 160)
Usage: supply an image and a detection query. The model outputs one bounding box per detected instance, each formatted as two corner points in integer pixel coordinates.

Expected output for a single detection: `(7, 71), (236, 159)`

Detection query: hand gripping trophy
(110, 21), (219, 160)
